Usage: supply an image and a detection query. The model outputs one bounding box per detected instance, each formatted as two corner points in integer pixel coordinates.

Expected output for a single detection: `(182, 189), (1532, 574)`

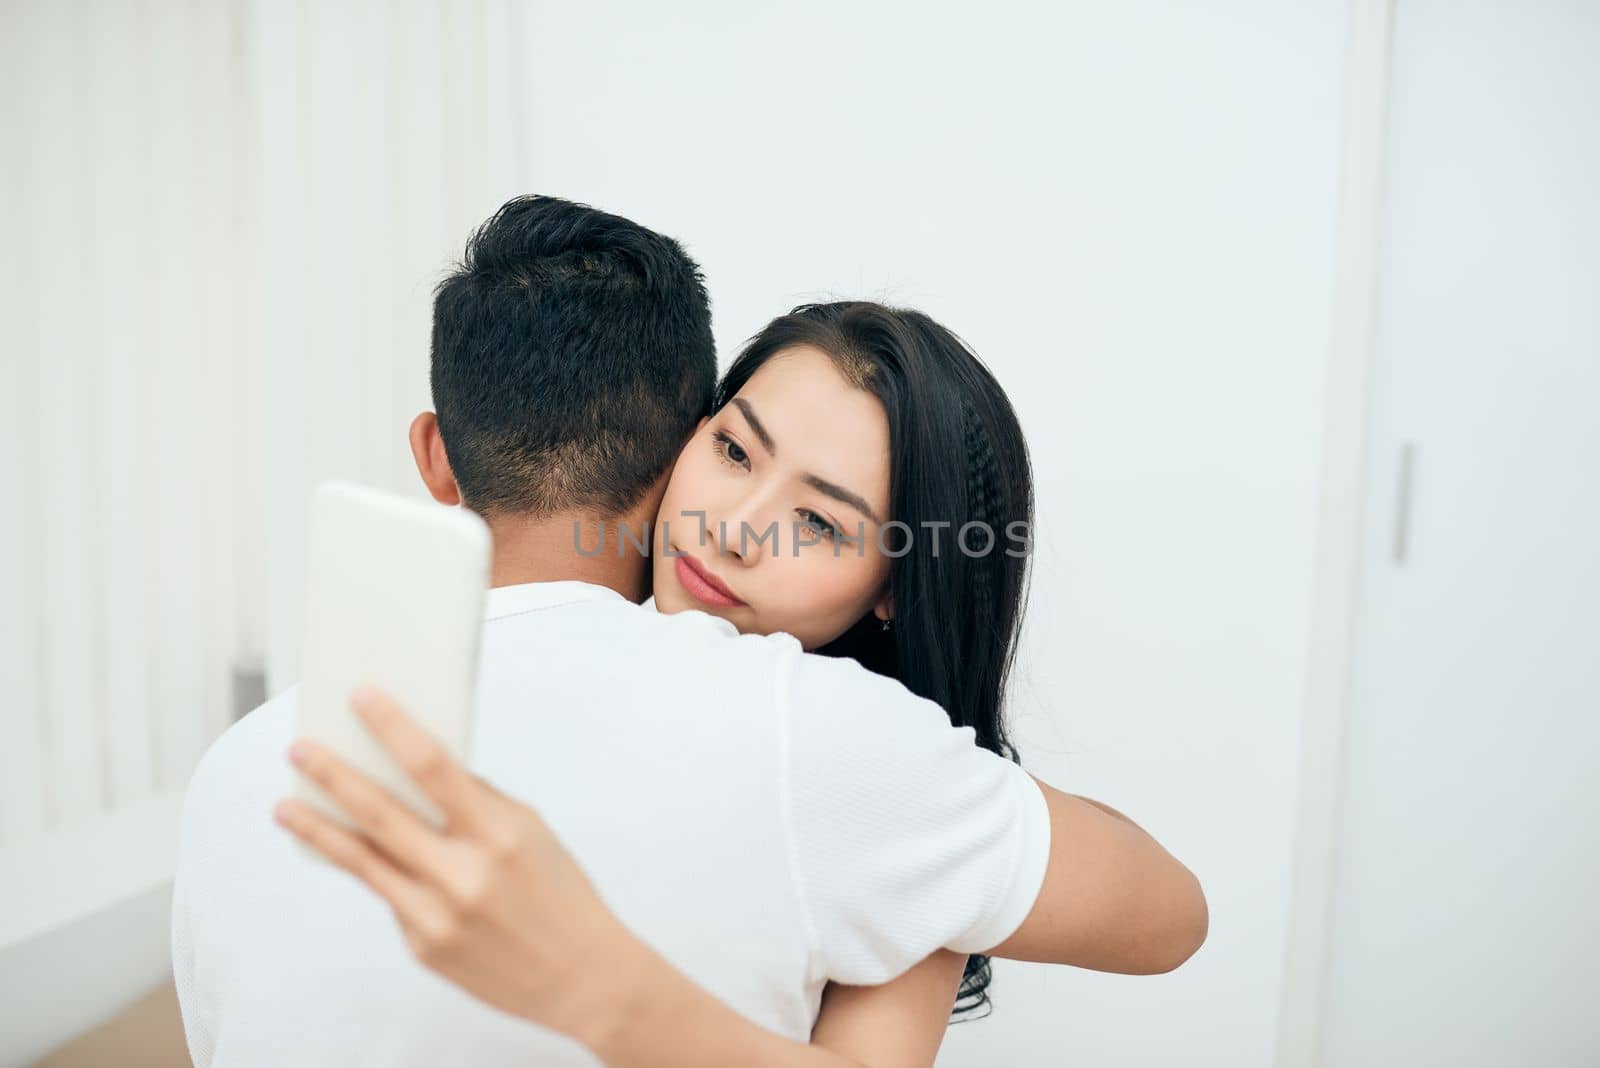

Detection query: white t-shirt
(172, 580), (1050, 1066)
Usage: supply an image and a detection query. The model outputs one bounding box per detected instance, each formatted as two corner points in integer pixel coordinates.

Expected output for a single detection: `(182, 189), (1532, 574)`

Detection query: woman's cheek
(777, 555), (878, 646)
(659, 477), (711, 551)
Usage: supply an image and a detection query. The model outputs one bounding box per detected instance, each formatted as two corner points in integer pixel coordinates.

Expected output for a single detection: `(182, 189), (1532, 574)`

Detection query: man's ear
(409, 411), (461, 506)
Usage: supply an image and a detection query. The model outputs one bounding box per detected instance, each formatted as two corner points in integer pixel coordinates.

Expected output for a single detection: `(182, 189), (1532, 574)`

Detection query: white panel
(1322, 2), (1600, 1063)
(0, 5), (49, 843)
(231, 0), (270, 679)
(33, 3), (105, 827)
(353, 0), (398, 494)
(192, 0), (244, 761)
(482, 0), (528, 213)
(257, 0), (310, 694)
(386, 0), (449, 486)
(1274, 1), (1394, 1062)
(442, 0), (492, 232)
(86, 0), (159, 809)
(304, 0), (365, 491)
(147, 0), (206, 792)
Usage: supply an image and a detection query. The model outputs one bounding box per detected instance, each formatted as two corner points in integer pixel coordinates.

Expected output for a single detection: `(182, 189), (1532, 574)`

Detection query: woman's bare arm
(577, 947), (967, 1067)
(987, 776), (1208, 973)
(810, 952), (969, 1068)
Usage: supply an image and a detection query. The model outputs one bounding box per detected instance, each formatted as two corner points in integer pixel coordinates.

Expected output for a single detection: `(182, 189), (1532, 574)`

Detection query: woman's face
(651, 344), (893, 649)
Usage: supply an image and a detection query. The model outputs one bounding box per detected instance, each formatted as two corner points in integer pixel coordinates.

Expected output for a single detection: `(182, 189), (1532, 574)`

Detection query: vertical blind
(0, 0), (528, 869)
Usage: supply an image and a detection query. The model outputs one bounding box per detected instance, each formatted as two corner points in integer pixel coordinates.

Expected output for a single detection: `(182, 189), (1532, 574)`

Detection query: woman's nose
(713, 499), (781, 567)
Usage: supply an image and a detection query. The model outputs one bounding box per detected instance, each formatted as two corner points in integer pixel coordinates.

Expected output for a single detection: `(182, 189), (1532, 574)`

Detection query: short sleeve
(777, 644), (1052, 985)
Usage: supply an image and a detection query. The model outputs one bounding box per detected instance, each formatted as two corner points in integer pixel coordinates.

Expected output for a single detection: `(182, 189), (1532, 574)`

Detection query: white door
(1321, 2), (1600, 1064)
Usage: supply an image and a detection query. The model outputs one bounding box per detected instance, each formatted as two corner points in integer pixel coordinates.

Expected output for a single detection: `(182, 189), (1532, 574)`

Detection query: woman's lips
(673, 550), (744, 608)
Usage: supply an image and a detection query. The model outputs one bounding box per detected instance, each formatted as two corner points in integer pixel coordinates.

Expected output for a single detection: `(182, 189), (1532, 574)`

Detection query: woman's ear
(872, 591), (894, 623)
(409, 411), (461, 506)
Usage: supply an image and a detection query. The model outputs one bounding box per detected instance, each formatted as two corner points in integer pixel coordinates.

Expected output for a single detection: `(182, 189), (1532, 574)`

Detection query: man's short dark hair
(430, 195), (716, 518)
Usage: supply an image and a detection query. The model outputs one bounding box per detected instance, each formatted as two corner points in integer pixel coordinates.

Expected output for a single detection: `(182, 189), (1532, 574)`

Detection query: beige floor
(34, 980), (190, 1067)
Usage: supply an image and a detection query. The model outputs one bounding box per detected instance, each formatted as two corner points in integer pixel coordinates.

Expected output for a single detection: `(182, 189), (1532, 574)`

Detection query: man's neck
(486, 510), (652, 604)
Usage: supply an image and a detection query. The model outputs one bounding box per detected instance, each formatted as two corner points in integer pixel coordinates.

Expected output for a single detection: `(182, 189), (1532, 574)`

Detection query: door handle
(1392, 441), (1415, 564)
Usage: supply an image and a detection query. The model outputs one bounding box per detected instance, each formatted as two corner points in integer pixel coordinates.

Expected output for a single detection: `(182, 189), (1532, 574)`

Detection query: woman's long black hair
(714, 302), (1035, 1021)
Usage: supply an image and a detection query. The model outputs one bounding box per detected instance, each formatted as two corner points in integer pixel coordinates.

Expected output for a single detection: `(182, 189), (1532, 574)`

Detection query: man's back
(172, 580), (1049, 1065)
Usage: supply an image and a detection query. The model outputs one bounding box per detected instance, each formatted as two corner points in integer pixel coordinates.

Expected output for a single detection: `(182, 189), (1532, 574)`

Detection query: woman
(645, 300), (1035, 1025)
(282, 302), (1100, 1065)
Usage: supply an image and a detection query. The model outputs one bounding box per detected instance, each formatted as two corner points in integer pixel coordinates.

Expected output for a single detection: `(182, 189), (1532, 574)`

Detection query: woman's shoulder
(630, 595), (803, 658)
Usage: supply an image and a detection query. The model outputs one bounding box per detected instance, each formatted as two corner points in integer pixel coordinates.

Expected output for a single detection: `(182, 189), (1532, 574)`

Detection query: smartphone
(294, 481), (491, 836)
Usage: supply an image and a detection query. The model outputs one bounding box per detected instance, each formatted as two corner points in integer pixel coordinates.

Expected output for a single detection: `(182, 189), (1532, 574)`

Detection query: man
(172, 196), (1206, 1065)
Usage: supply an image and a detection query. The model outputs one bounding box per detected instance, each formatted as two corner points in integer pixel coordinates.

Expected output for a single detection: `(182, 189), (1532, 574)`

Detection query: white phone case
(294, 481), (491, 837)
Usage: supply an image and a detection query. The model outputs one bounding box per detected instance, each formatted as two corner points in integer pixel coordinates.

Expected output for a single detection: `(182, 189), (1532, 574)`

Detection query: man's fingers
(274, 798), (448, 932)
(350, 686), (487, 834)
(288, 736), (455, 879)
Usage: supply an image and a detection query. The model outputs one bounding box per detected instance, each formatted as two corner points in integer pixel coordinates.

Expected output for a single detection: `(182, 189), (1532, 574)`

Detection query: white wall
(2, 2), (1355, 1061)
(521, 3), (1345, 1063)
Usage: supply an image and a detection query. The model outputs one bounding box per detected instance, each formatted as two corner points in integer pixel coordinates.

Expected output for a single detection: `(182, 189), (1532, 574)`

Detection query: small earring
(880, 617), (892, 632)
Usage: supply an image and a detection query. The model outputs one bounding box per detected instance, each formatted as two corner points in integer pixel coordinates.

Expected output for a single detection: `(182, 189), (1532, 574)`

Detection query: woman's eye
(712, 431), (749, 468)
(798, 509), (838, 541)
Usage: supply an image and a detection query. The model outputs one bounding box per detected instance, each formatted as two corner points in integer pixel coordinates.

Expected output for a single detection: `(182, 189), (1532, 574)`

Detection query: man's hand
(275, 687), (641, 1049)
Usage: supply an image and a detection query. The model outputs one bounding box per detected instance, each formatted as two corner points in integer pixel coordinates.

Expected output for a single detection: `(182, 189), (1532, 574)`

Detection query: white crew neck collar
(484, 580), (630, 621)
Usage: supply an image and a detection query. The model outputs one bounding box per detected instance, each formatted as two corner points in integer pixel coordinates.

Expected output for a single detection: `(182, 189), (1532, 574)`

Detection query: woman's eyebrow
(731, 398), (775, 454)
(802, 474), (880, 524)
(733, 396), (880, 523)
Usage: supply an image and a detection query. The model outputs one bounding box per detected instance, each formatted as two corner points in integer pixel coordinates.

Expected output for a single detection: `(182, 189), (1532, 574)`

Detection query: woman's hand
(274, 687), (641, 1047)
